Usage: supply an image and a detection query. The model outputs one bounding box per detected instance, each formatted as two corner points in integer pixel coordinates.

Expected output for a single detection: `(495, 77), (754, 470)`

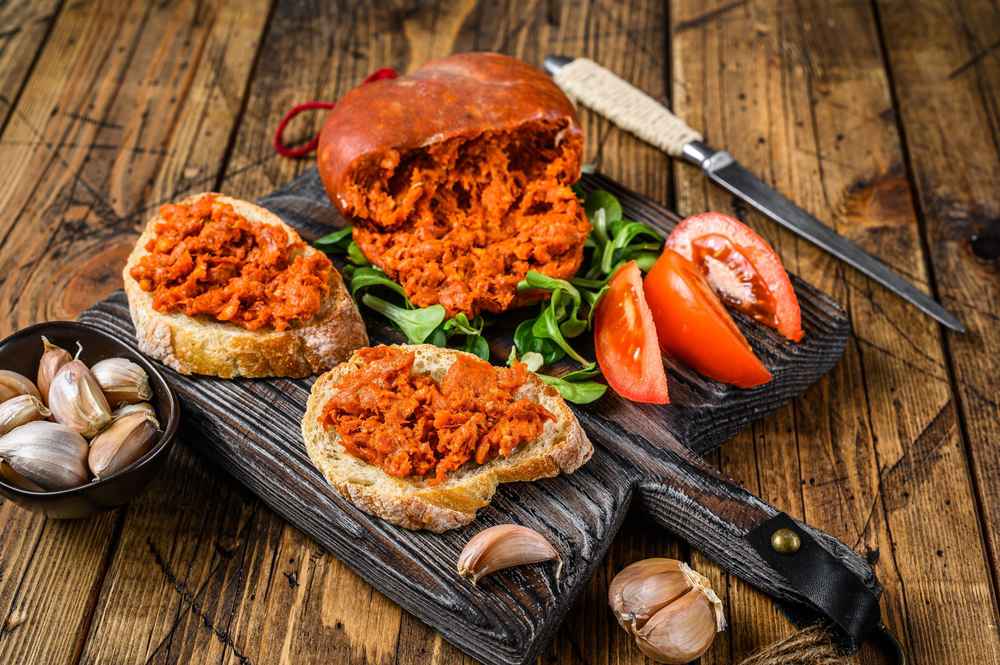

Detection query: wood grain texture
(875, 3), (1000, 662)
(671, 0), (998, 663)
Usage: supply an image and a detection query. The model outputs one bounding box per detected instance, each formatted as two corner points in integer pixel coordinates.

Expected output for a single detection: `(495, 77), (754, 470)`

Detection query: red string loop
(274, 68), (398, 158)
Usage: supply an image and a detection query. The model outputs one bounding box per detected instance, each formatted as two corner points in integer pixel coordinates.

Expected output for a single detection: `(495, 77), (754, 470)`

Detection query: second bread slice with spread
(302, 344), (593, 532)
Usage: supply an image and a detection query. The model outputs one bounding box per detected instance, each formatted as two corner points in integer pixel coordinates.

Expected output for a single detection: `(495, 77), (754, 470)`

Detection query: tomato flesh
(593, 261), (670, 404)
(666, 213), (804, 342)
(644, 250), (771, 388)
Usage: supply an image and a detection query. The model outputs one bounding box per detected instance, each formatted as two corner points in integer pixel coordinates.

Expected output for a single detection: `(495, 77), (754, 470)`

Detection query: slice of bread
(302, 344), (594, 532)
(123, 193), (368, 379)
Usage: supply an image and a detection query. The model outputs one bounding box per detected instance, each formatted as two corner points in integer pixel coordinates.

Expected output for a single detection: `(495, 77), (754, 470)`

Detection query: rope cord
(274, 67), (398, 158)
(735, 624), (855, 665)
(552, 58), (701, 157)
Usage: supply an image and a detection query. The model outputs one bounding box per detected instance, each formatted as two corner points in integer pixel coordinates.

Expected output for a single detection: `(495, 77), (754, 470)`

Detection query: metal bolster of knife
(681, 140), (732, 172)
(745, 512), (882, 653)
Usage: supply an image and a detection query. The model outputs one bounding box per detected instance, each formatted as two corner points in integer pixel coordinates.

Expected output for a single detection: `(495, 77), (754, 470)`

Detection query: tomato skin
(666, 213), (804, 342)
(593, 261), (670, 404)
(644, 250), (771, 388)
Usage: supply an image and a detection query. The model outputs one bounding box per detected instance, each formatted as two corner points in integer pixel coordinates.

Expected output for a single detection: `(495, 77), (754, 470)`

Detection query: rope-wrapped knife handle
(547, 56), (701, 157)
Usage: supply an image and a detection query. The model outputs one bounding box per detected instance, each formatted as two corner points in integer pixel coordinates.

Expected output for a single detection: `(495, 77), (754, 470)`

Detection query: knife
(544, 55), (965, 333)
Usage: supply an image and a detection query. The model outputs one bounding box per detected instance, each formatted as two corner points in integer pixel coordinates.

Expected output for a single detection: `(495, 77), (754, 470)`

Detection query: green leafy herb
(514, 319), (565, 365)
(313, 228), (353, 253)
(361, 294), (445, 344)
(536, 374), (607, 404)
(348, 266), (406, 298)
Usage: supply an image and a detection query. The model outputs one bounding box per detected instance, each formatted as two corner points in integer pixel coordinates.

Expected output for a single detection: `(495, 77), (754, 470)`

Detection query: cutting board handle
(632, 434), (882, 653)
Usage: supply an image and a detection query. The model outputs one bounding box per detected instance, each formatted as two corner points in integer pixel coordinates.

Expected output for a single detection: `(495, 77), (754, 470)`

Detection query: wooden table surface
(1, 1), (998, 664)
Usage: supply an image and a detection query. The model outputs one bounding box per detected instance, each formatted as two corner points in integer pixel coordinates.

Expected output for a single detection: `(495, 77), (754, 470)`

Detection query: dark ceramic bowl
(0, 321), (179, 518)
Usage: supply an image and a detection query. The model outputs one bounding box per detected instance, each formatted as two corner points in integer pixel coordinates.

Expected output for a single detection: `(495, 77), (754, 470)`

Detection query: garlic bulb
(47, 359), (113, 438)
(88, 411), (160, 479)
(0, 370), (41, 403)
(457, 524), (561, 584)
(0, 394), (52, 436)
(90, 357), (152, 406)
(37, 336), (72, 404)
(609, 558), (725, 664)
(0, 421), (90, 490)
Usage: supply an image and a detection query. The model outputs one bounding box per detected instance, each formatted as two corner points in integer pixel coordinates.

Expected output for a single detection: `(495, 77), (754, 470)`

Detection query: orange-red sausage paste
(129, 195), (332, 331)
(319, 346), (555, 486)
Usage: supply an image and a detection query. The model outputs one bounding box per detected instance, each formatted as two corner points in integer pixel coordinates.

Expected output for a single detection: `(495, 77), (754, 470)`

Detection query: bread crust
(302, 345), (593, 532)
(122, 193), (368, 379)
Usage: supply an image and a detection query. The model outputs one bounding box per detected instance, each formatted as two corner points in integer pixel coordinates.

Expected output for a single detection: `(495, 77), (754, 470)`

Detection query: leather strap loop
(745, 512), (881, 654)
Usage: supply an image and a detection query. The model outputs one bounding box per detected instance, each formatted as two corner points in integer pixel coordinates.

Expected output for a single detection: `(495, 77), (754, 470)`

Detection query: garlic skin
(47, 360), (113, 438)
(0, 370), (42, 404)
(88, 411), (160, 479)
(113, 402), (158, 420)
(457, 524), (561, 585)
(609, 559), (725, 664)
(90, 357), (152, 406)
(37, 336), (72, 404)
(0, 421), (90, 490)
(0, 394), (52, 436)
(0, 459), (45, 491)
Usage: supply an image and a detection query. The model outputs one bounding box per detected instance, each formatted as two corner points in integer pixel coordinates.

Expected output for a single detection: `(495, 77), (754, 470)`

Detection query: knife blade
(544, 55), (964, 333)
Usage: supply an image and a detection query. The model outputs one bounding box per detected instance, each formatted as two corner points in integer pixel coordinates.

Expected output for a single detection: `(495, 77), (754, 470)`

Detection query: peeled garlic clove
(47, 360), (113, 438)
(634, 588), (723, 664)
(0, 459), (45, 491)
(0, 370), (41, 403)
(457, 524), (561, 585)
(88, 411), (160, 479)
(0, 394), (52, 436)
(113, 402), (158, 421)
(0, 421), (90, 490)
(609, 558), (725, 664)
(90, 357), (152, 406)
(37, 336), (72, 404)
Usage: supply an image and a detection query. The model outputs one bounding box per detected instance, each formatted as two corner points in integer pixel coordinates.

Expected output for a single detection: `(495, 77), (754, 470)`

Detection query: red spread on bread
(129, 194), (331, 331)
(319, 346), (554, 486)
(318, 53), (591, 319)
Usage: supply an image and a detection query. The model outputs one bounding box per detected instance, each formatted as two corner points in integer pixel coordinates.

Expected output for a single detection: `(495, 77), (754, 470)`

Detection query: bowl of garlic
(0, 321), (179, 518)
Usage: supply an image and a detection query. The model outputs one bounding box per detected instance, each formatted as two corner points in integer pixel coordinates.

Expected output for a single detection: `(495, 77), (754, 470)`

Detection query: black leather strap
(745, 512), (881, 653)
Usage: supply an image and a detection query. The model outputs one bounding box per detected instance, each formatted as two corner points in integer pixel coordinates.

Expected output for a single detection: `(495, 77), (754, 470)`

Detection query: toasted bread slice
(302, 344), (593, 532)
(123, 193), (368, 378)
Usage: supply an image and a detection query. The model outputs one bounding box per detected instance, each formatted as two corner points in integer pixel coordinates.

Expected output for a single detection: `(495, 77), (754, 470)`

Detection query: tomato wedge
(644, 250), (771, 388)
(666, 213), (804, 342)
(593, 261), (670, 404)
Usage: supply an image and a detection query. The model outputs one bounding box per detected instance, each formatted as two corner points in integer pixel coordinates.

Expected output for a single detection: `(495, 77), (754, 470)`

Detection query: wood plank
(670, 0), (995, 663)
(0, 1), (274, 664)
(0, 0), (62, 131)
(875, 0), (1000, 660)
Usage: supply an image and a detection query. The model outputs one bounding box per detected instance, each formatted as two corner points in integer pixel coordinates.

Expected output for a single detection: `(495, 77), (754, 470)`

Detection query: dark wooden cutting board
(79, 168), (879, 665)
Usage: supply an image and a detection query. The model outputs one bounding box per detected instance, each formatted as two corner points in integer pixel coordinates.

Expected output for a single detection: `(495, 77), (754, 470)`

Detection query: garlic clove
(47, 359), (113, 438)
(0, 459), (46, 491)
(89, 357), (152, 406)
(633, 588), (722, 664)
(0, 421), (90, 490)
(0, 394), (52, 436)
(88, 411), (160, 479)
(457, 524), (561, 585)
(37, 336), (72, 404)
(113, 402), (158, 422)
(609, 558), (715, 633)
(0, 369), (42, 404)
(609, 558), (725, 664)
